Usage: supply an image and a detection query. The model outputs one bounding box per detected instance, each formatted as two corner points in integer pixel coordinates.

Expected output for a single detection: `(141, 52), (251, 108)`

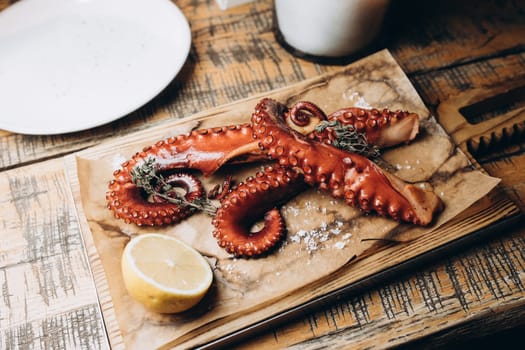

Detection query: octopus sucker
(107, 98), (440, 257)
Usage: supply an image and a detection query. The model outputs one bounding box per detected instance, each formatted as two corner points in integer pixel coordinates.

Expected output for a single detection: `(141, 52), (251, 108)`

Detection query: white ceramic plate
(0, 0), (191, 135)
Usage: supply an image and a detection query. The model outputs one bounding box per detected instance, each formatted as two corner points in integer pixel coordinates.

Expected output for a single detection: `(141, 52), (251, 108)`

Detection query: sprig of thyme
(315, 120), (380, 159)
(130, 158), (218, 216)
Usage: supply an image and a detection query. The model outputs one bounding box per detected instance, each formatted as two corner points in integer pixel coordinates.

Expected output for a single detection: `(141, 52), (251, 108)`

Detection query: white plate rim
(0, 0), (192, 135)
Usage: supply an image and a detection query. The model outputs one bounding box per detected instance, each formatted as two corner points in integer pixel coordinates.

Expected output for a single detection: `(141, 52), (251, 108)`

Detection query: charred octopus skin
(282, 101), (420, 148)
(250, 98), (443, 226)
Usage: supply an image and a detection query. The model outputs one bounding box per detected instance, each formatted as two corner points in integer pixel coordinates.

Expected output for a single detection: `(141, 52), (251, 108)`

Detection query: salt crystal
(344, 92), (372, 109)
(331, 227), (342, 235)
(334, 241), (346, 249)
(285, 205), (300, 217)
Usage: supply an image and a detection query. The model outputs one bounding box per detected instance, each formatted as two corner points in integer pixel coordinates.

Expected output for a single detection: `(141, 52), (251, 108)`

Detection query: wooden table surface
(1, 0), (524, 349)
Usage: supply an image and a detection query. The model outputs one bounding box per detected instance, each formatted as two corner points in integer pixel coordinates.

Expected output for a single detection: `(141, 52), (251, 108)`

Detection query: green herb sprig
(315, 120), (380, 159)
(130, 158), (218, 216)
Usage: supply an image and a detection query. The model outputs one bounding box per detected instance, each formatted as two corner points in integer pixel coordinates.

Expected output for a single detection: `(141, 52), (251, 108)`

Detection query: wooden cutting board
(64, 50), (521, 349)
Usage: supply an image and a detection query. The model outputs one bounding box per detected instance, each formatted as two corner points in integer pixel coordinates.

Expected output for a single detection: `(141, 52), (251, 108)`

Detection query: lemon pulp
(121, 234), (213, 313)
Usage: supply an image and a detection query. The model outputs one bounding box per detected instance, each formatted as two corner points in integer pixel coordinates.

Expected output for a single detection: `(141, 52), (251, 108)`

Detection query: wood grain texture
(0, 0), (524, 348)
(387, 0), (525, 74)
(0, 159), (108, 349)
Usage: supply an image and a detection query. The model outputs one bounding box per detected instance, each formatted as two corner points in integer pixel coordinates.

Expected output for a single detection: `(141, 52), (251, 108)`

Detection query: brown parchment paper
(67, 50), (503, 349)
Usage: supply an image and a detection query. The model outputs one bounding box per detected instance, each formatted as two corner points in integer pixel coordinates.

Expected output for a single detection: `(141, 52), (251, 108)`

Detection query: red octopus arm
(251, 98), (443, 226)
(321, 107), (420, 148)
(106, 123), (262, 226)
(283, 101), (420, 148)
(212, 165), (307, 257)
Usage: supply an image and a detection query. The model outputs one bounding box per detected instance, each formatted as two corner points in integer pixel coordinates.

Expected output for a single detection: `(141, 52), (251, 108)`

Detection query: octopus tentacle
(285, 101), (327, 135)
(207, 175), (234, 200)
(106, 123), (262, 226)
(212, 165), (307, 258)
(310, 107), (420, 148)
(251, 98), (443, 226)
(106, 171), (205, 226)
(141, 122), (263, 176)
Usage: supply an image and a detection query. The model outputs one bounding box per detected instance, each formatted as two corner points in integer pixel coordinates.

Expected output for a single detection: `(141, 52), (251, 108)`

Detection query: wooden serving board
(64, 50), (520, 349)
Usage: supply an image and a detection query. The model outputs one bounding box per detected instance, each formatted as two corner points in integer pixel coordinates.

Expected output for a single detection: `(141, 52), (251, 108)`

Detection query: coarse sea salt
(334, 241), (346, 249)
(330, 227), (342, 235)
(284, 205), (300, 217)
(343, 91), (373, 109)
(288, 220), (354, 253)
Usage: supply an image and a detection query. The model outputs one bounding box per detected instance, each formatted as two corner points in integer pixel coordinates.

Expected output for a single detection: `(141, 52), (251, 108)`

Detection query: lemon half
(121, 234), (213, 314)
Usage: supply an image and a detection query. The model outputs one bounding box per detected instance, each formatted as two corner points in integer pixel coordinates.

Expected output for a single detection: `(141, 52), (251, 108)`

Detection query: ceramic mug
(274, 0), (390, 61)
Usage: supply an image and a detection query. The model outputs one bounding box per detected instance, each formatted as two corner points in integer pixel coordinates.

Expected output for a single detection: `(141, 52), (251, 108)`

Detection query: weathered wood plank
(477, 144), (525, 212)
(0, 159), (107, 349)
(0, 304), (108, 350)
(410, 53), (525, 109)
(388, 0), (525, 74)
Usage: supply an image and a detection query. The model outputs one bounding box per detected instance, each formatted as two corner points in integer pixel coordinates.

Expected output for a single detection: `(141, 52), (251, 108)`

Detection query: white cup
(274, 0), (390, 60)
